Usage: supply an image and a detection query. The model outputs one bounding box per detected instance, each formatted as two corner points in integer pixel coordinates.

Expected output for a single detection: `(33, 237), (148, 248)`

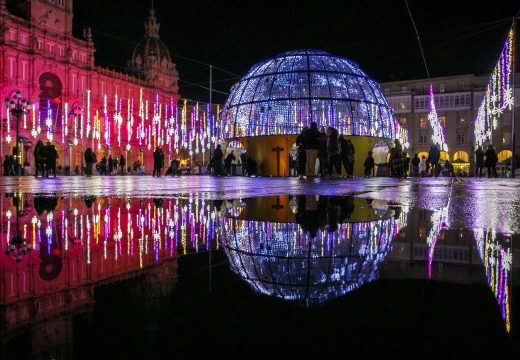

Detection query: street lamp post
(5, 91), (31, 176)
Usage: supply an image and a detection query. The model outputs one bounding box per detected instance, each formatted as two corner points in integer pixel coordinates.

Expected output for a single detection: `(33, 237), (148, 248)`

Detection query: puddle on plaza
(0, 193), (517, 357)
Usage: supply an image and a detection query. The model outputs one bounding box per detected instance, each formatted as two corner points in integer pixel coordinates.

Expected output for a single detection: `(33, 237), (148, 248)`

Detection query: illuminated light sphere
(6, 135), (12, 143)
(37, 126), (41, 134)
(31, 129), (38, 138)
(220, 49), (395, 139)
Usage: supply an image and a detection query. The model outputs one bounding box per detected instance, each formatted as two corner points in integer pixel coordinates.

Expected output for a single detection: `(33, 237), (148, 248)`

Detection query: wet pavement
(0, 176), (519, 358)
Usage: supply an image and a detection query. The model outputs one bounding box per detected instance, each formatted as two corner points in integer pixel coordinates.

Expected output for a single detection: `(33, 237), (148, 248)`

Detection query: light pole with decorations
(5, 91), (31, 176)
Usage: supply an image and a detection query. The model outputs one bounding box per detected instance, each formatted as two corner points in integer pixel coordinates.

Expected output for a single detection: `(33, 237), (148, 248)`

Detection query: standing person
(318, 127), (328, 178)
(411, 153), (420, 177)
(43, 141), (58, 178)
(427, 144), (440, 177)
(212, 144), (224, 176)
(326, 127), (341, 177)
(119, 154), (126, 175)
(475, 145), (485, 178)
(363, 151), (375, 177)
(240, 151), (247, 176)
(296, 128), (307, 179)
(3, 155), (11, 176)
(346, 140), (355, 177)
(100, 156), (107, 175)
(153, 147), (164, 177)
(108, 155), (114, 175)
(403, 153), (411, 178)
(484, 144), (498, 178)
(84, 148), (95, 177)
(303, 122), (320, 177)
(224, 151), (236, 176)
(419, 155), (428, 177)
(33, 140), (45, 177)
(339, 135), (349, 177)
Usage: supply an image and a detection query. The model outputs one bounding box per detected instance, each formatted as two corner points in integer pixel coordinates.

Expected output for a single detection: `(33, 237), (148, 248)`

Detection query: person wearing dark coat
(100, 156), (107, 175)
(224, 152), (236, 176)
(108, 155), (114, 175)
(339, 135), (349, 177)
(475, 145), (485, 177)
(296, 129), (307, 178)
(119, 154), (126, 175)
(153, 148), (165, 177)
(427, 144), (440, 177)
(84, 148), (96, 176)
(33, 140), (45, 177)
(43, 142), (58, 178)
(327, 127), (341, 177)
(411, 153), (420, 177)
(240, 152), (247, 176)
(484, 144), (498, 178)
(317, 127), (328, 178)
(212, 144), (224, 176)
(364, 151), (375, 177)
(346, 140), (355, 177)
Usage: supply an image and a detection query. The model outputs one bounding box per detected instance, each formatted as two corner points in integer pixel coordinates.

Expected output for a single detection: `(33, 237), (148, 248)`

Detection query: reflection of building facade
(381, 74), (520, 175)
(0, 194), (221, 356)
(0, 0), (219, 174)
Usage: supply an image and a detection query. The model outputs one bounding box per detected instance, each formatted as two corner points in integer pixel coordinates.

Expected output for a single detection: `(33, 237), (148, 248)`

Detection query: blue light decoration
(220, 198), (408, 306)
(220, 49), (401, 142)
(474, 30), (514, 148)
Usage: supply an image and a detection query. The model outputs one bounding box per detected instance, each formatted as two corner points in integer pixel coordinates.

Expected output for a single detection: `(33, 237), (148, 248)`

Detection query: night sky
(72, 0), (520, 103)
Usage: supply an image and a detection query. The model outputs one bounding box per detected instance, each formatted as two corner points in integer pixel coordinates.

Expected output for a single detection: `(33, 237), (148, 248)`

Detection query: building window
(9, 30), (16, 41)
(58, 0), (65, 7)
(439, 83), (445, 93)
(456, 133), (465, 145)
(37, 40), (44, 50)
(8, 58), (15, 78)
(419, 117), (428, 128)
(419, 135), (427, 145)
(422, 85), (428, 94)
(72, 74), (77, 92)
(58, 47), (64, 57)
(439, 116), (446, 127)
(457, 115), (465, 127)
(101, 82), (106, 95)
(81, 76), (86, 91)
(401, 86), (407, 93)
(72, 51), (77, 61)
(48, 43), (54, 54)
(20, 34), (28, 45)
(399, 116), (407, 126)
(22, 61), (28, 81)
(458, 82), (465, 91)
(399, 101), (406, 109)
(503, 132), (511, 145)
(80, 53), (87, 63)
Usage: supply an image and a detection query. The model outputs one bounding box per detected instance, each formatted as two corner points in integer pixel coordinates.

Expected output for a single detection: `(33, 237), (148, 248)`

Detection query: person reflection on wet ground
(213, 199), (224, 212)
(153, 198), (164, 208)
(338, 196), (355, 222)
(295, 195), (327, 238)
(83, 196), (96, 208)
(34, 194), (58, 215)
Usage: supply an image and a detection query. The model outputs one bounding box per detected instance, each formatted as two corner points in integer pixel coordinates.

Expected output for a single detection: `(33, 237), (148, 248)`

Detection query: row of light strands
(474, 29), (515, 147)
(426, 206), (512, 333)
(3, 196), (221, 269)
(4, 89), (221, 156)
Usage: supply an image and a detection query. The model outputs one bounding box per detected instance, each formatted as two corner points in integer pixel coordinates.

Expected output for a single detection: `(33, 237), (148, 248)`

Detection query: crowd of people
(0, 135), (510, 179)
(295, 122), (356, 179)
(208, 144), (258, 177)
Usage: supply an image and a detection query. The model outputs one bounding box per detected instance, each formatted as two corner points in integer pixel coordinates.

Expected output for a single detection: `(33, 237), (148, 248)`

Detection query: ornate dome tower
(128, 6), (178, 94)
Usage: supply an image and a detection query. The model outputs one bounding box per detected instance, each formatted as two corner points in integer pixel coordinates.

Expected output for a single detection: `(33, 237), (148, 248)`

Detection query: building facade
(0, 0), (185, 174)
(381, 73), (520, 176)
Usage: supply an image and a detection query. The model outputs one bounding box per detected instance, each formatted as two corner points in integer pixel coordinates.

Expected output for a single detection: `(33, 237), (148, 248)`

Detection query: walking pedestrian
(427, 144), (440, 177)
(153, 147), (164, 177)
(326, 126), (341, 177)
(84, 148), (96, 177)
(224, 151), (235, 176)
(303, 122), (320, 177)
(33, 140), (45, 177)
(364, 151), (375, 177)
(411, 153), (420, 177)
(212, 144), (224, 176)
(119, 154), (126, 175)
(318, 127), (328, 178)
(475, 145), (485, 177)
(484, 144), (498, 178)
(43, 141), (58, 178)
(346, 140), (355, 177)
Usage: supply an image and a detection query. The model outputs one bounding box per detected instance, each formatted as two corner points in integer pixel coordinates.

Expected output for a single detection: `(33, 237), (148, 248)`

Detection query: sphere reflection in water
(221, 195), (407, 306)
